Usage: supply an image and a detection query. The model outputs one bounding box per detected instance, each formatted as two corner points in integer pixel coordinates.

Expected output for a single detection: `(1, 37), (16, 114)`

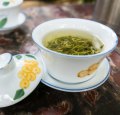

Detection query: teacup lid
(0, 53), (44, 107)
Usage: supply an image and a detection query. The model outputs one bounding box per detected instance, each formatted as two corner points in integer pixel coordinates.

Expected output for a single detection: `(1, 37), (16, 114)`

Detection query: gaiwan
(32, 18), (117, 84)
(0, 0), (23, 28)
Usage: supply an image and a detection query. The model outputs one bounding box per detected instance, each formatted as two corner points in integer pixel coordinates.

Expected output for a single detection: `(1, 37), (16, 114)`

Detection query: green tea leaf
(26, 54), (36, 60)
(14, 89), (25, 100)
(3, 1), (10, 6)
(44, 35), (104, 55)
(16, 55), (22, 60)
(0, 18), (7, 28)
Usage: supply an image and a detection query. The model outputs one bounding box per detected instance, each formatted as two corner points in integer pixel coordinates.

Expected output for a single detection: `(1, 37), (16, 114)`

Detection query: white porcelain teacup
(0, 53), (15, 78)
(0, 0), (23, 28)
(32, 18), (118, 84)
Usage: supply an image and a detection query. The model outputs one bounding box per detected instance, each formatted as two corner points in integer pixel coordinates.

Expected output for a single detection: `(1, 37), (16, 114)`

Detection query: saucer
(0, 54), (43, 108)
(41, 58), (110, 92)
(0, 13), (26, 34)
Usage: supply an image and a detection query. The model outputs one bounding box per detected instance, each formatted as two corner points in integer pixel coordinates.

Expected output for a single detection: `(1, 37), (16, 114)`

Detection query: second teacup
(0, 0), (23, 28)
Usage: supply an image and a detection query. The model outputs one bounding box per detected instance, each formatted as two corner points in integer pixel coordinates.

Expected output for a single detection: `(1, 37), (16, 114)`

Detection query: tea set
(0, 0), (118, 107)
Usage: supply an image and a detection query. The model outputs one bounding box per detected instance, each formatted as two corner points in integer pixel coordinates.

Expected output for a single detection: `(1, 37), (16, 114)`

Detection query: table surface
(0, 3), (120, 115)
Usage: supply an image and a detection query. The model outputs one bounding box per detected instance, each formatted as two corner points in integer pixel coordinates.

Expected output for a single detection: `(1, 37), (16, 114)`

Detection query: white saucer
(0, 54), (43, 108)
(0, 13), (26, 34)
(41, 58), (110, 92)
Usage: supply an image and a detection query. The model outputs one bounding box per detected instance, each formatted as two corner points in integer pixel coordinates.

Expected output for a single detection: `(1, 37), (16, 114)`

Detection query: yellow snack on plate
(18, 59), (41, 89)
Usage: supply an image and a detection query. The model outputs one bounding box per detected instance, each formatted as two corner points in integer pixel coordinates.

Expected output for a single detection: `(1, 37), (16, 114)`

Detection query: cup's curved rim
(32, 18), (118, 58)
(0, 0), (23, 10)
(0, 53), (12, 70)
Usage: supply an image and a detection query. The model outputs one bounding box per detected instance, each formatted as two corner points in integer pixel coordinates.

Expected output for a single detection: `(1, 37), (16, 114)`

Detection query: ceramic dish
(0, 54), (43, 108)
(41, 58), (110, 92)
(0, 13), (26, 34)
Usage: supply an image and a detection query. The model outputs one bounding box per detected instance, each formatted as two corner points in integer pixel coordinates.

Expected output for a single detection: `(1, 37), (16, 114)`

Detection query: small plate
(0, 54), (43, 108)
(41, 58), (110, 92)
(0, 13), (26, 34)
